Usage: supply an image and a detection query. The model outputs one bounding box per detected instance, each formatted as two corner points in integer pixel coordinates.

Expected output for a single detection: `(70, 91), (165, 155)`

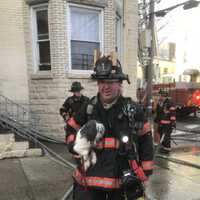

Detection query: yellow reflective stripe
(160, 120), (171, 124)
(96, 138), (119, 149)
(142, 161), (154, 171)
(73, 169), (121, 189)
(170, 107), (176, 111)
(170, 116), (176, 121)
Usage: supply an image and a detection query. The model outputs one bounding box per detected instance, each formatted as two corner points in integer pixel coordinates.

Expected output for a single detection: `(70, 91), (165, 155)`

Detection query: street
(0, 115), (200, 200)
(146, 115), (200, 200)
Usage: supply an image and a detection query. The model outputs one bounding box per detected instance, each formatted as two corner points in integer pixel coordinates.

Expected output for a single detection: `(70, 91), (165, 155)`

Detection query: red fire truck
(137, 82), (200, 117)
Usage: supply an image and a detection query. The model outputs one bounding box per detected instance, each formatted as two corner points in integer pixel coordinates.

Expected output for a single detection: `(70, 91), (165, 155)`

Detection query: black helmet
(69, 81), (84, 92)
(91, 56), (130, 84)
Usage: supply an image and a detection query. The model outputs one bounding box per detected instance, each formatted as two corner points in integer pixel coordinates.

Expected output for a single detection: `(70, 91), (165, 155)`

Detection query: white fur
(73, 121), (105, 171)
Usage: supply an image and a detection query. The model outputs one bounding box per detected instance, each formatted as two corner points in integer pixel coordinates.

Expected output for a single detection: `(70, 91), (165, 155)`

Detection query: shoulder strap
(86, 96), (97, 119)
(122, 97), (137, 128)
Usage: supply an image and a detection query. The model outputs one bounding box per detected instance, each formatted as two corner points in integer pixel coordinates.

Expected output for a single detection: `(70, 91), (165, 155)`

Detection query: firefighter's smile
(103, 89), (112, 97)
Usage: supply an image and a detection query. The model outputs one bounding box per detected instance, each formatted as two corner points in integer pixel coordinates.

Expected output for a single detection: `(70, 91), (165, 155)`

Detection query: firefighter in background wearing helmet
(60, 81), (89, 142)
(65, 55), (154, 200)
(154, 90), (176, 153)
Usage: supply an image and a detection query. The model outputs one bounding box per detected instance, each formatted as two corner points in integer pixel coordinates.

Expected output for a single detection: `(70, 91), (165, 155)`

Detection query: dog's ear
(80, 120), (97, 142)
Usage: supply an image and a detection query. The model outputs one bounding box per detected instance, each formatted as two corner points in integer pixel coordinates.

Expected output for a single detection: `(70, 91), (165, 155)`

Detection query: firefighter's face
(73, 91), (81, 97)
(97, 80), (121, 103)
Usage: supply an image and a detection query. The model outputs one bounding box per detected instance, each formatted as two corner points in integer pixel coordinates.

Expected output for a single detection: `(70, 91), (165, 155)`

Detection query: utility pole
(146, 0), (155, 119)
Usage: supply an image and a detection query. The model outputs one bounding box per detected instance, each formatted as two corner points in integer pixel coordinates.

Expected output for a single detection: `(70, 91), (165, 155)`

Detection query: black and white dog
(73, 120), (105, 171)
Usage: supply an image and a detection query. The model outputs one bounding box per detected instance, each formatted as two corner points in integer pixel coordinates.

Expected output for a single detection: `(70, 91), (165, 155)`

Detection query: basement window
(31, 5), (51, 71)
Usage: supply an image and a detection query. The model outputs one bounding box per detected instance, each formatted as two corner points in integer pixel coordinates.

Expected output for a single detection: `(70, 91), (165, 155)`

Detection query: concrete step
(0, 133), (15, 144)
(0, 141), (29, 152)
(0, 148), (42, 159)
(0, 134), (29, 152)
(0, 133), (42, 160)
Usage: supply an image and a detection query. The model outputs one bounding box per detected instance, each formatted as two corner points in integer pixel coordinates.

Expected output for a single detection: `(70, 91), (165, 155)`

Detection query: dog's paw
(91, 151), (97, 165)
(84, 159), (90, 171)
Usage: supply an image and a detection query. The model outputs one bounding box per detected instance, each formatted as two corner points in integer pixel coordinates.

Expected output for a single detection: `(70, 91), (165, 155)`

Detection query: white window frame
(115, 12), (122, 61)
(67, 3), (104, 74)
(31, 4), (51, 73)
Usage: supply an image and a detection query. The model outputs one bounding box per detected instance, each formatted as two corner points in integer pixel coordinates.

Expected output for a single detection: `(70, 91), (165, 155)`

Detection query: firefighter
(65, 56), (154, 200)
(60, 81), (89, 141)
(154, 90), (176, 153)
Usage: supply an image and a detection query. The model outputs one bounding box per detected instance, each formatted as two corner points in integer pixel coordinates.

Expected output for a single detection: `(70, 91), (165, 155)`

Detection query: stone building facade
(0, 0), (29, 105)
(0, 0), (138, 139)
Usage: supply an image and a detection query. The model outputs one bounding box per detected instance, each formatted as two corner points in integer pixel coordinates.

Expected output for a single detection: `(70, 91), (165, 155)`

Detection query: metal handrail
(0, 94), (64, 145)
(0, 94), (39, 129)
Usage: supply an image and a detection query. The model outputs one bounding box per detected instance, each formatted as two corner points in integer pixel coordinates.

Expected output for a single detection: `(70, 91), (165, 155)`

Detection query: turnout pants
(158, 124), (172, 149)
(73, 182), (125, 200)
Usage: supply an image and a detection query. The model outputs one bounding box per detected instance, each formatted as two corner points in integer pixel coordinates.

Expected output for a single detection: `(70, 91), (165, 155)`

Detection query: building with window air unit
(0, 0), (138, 138)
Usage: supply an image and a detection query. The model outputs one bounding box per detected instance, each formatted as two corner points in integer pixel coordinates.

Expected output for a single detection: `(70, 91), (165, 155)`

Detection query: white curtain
(71, 7), (99, 42)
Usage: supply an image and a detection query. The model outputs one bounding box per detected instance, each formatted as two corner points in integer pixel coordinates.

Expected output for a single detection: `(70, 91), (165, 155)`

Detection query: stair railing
(0, 94), (39, 129)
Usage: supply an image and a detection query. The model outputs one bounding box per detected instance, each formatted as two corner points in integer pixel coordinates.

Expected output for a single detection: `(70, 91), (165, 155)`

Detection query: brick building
(0, 0), (138, 138)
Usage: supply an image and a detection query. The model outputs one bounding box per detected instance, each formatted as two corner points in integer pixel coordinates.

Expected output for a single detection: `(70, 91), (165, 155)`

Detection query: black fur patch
(80, 120), (98, 142)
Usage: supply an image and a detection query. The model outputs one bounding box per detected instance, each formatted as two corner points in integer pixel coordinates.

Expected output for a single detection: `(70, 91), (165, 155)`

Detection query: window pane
(71, 40), (99, 70)
(36, 10), (49, 40)
(38, 41), (51, 70)
(71, 7), (99, 42)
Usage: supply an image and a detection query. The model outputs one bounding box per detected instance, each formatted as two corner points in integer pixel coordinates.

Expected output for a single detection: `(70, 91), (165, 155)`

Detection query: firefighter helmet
(91, 56), (130, 84)
(69, 81), (84, 92)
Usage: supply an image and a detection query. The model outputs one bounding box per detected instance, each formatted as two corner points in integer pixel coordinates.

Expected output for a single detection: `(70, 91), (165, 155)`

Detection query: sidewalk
(0, 150), (73, 200)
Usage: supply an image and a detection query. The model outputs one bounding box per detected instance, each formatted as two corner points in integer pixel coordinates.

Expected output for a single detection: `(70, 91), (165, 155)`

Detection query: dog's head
(80, 120), (105, 144)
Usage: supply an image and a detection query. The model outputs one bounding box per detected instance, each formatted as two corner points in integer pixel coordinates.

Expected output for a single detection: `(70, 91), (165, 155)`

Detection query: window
(159, 48), (169, 60)
(163, 68), (168, 74)
(31, 5), (51, 71)
(115, 13), (122, 59)
(69, 6), (103, 71)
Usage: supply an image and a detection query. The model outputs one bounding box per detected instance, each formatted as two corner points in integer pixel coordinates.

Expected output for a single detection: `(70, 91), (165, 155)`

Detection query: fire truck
(137, 82), (200, 117)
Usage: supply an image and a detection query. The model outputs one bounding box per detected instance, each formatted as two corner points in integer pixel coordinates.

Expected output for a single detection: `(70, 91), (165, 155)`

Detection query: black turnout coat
(66, 94), (154, 190)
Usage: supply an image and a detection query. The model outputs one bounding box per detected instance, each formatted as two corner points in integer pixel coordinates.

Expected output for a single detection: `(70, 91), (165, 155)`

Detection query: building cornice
(26, 0), (49, 5)
(67, 0), (107, 8)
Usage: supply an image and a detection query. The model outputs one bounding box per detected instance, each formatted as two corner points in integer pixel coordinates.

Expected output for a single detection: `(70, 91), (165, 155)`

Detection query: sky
(155, 0), (200, 74)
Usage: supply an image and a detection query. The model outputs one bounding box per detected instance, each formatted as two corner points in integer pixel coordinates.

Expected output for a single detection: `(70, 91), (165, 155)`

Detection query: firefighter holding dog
(154, 90), (176, 153)
(65, 55), (154, 200)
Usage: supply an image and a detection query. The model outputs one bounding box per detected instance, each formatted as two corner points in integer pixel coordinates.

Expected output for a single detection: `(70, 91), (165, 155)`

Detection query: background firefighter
(59, 81), (89, 143)
(65, 55), (154, 200)
(154, 90), (176, 153)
